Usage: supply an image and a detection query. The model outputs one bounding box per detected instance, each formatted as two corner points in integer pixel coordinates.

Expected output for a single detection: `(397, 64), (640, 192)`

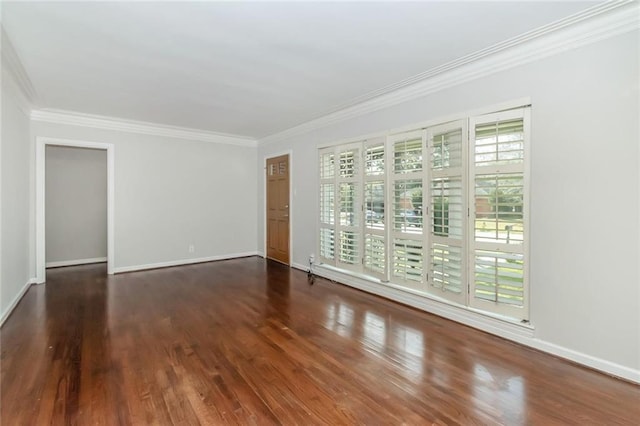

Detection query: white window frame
(318, 147), (336, 265)
(335, 142), (364, 273)
(363, 138), (387, 280)
(317, 105), (530, 322)
(387, 129), (427, 291)
(468, 108), (530, 319)
(426, 120), (468, 306)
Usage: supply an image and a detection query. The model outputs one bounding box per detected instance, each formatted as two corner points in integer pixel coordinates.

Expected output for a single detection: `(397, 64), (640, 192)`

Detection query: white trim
(334, 142), (365, 274)
(1, 70), (33, 117)
(291, 261), (309, 272)
(260, 2), (638, 144)
(467, 107), (530, 320)
(528, 340), (640, 385)
(107, 143), (115, 275)
(112, 252), (259, 274)
(315, 263), (534, 336)
(263, 150), (294, 266)
(313, 264), (639, 384)
(317, 98), (532, 151)
(46, 257), (107, 268)
(36, 137), (115, 282)
(0, 27), (38, 106)
(0, 280), (33, 327)
(425, 119), (468, 306)
(31, 109), (258, 147)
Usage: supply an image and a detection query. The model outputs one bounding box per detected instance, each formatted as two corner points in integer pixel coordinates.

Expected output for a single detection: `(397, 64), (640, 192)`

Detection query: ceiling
(3, 1), (600, 139)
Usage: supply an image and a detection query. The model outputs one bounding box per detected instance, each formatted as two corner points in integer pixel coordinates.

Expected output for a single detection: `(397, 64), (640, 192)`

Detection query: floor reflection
(392, 323), (425, 379)
(325, 301), (355, 338)
(363, 311), (386, 350)
(315, 273), (534, 421)
(324, 304), (427, 380)
(473, 363), (526, 424)
(265, 261), (291, 325)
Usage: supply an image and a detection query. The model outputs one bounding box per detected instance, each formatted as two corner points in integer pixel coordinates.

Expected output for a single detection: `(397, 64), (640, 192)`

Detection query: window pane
(432, 129), (462, 170)
(320, 228), (334, 260)
(339, 183), (358, 226)
(320, 152), (334, 179)
(365, 181), (384, 230)
(393, 239), (423, 283)
(393, 180), (422, 233)
(430, 244), (463, 294)
(365, 144), (384, 176)
(340, 149), (359, 178)
(474, 174), (524, 244)
(431, 178), (463, 238)
(364, 234), (385, 274)
(475, 119), (524, 167)
(320, 183), (334, 225)
(339, 231), (359, 265)
(394, 137), (422, 173)
(474, 250), (524, 306)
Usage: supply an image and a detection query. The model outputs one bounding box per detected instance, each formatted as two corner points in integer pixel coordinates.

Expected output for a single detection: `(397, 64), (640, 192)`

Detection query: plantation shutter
(389, 130), (426, 290)
(336, 143), (363, 272)
(363, 140), (386, 279)
(317, 104), (529, 322)
(469, 108), (529, 320)
(319, 148), (336, 264)
(427, 121), (467, 304)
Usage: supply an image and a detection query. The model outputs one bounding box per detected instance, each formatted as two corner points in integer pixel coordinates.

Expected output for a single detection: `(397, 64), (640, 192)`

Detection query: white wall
(257, 31), (640, 378)
(45, 145), (107, 265)
(31, 121), (259, 272)
(1, 49), (32, 322)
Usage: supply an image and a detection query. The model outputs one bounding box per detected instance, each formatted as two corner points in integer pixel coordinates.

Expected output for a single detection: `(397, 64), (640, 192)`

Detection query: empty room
(1, 1), (639, 424)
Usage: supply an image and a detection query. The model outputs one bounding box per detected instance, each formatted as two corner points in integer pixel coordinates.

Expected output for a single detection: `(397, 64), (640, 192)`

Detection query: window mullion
(318, 106), (528, 323)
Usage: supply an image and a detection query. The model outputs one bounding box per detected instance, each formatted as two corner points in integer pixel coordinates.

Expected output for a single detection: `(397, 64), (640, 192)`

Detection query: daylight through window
(318, 107), (529, 320)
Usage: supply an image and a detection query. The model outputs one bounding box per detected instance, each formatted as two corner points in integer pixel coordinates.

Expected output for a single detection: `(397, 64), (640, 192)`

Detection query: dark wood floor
(1, 258), (638, 425)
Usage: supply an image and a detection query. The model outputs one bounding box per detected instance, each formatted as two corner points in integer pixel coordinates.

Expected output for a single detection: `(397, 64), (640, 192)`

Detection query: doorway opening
(36, 138), (115, 283)
(45, 145), (107, 271)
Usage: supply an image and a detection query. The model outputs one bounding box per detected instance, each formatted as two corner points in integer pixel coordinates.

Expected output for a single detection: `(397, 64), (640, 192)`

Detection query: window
(390, 130), (425, 290)
(427, 121), (466, 305)
(469, 109), (528, 319)
(363, 140), (386, 279)
(337, 144), (362, 271)
(319, 150), (335, 261)
(318, 107), (529, 320)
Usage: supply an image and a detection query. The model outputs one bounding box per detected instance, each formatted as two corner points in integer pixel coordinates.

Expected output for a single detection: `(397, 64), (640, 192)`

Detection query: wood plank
(1, 258), (638, 424)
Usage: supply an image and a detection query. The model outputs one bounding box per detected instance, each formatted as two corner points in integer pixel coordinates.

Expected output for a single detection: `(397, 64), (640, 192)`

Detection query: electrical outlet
(309, 254), (315, 264)
(188, 244), (195, 253)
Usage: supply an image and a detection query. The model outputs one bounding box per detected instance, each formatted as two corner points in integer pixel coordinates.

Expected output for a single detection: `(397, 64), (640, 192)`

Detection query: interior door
(266, 154), (290, 265)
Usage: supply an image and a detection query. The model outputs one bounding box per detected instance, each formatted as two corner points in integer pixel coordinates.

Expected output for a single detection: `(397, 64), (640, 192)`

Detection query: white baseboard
(112, 251), (260, 274)
(312, 264), (639, 384)
(291, 262), (310, 272)
(529, 339), (640, 384)
(46, 257), (107, 268)
(0, 279), (33, 327)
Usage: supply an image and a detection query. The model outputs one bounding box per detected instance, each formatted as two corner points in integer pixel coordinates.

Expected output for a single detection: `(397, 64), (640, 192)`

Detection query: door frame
(263, 150), (293, 265)
(35, 137), (115, 283)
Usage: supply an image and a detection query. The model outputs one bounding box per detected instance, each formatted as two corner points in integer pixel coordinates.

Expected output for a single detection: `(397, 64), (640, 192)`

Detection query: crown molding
(260, 1), (639, 145)
(1, 27), (38, 114)
(30, 109), (258, 147)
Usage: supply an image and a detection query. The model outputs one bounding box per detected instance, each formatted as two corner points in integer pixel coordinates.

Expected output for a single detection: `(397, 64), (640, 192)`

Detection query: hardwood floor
(1, 258), (638, 425)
